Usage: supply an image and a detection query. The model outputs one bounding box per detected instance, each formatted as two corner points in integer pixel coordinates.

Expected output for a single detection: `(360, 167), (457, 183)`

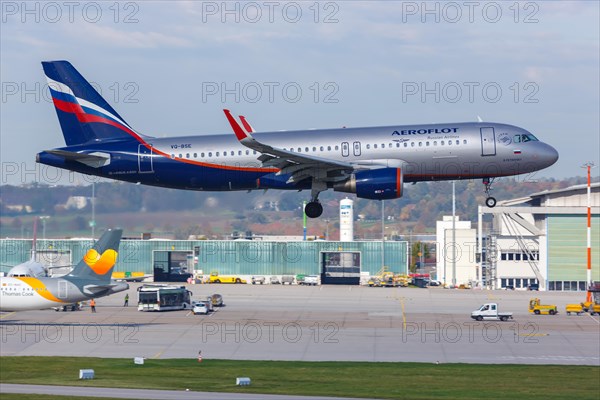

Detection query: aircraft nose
(540, 143), (559, 167)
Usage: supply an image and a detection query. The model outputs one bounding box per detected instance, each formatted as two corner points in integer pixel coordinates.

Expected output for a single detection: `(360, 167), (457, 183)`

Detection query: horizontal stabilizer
(46, 149), (110, 168)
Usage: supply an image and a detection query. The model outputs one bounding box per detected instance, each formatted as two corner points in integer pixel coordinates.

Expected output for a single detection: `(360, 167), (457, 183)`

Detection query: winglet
(239, 115), (254, 133)
(223, 109), (250, 141)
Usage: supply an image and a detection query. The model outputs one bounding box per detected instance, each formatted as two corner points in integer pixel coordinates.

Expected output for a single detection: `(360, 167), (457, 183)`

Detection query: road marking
(519, 333), (549, 337)
(151, 349), (165, 359)
(586, 313), (600, 324)
(399, 297), (406, 330)
(0, 312), (16, 320)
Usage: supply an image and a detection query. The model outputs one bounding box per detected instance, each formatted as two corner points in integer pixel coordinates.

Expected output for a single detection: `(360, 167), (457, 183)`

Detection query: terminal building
(479, 183), (599, 291)
(0, 238), (408, 285)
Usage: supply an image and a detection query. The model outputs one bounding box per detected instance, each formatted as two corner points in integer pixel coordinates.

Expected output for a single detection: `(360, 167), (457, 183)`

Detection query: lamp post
(381, 200), (385, 270)
(39, 216), (50, 240)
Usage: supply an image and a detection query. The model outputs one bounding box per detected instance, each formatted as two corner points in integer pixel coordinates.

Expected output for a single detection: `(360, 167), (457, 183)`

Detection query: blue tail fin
(42, 61), (141, 146)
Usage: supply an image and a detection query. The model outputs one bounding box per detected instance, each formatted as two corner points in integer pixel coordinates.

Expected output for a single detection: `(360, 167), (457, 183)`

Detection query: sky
(1, 0), (599, 186)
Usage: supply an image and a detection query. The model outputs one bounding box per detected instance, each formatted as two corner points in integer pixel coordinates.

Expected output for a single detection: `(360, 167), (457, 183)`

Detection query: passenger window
(433, 141), (437, 146)
(448, 141), (452, 146)
(238, 150), (242, 156)
(216, 152), (219, 157)
(231, 151), (234, 156)
(201, 152), (205, 157)
(253, 151), (257, 155)
(463, 140), (467, 144)
(411, 142), (415, 147)
(186, 153), (190, 158)
(404, 143), (407, 147)
(396, 143), (400, 148)
(305, 147), (309, 152)
(246, 150), (250, 155)
(312, 147), (316, 152)
(193, 153), (197, 158)
(171, 154), (175, 159)
(456, 140), (459, 145)
(179, 153), (182, 158)
(426, 142), (430, 146)
(514, 135), (521, 143)
(320, 146), (324, 151)
(335, 145), (339, 150)
(441, 141), (445, 145)
(374, 144), (378, 149)
(298, 148), (301, 152)
(208, 152), (212, 157)
(418, 142), (422, 147)
(366, 144), (371, 149)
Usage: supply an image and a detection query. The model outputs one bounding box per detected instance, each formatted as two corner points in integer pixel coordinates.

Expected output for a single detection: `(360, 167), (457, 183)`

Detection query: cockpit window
(517, 133), (539, 143)
(522, 133), (538, 142)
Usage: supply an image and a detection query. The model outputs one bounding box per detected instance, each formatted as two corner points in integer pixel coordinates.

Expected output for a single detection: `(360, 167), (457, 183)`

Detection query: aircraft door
(480, 127), (496, 156)
(341, 142), (349, 157)
(353, 141), (361, 156)
(58, 280), (68, 299)
(138, 144), (154, 173)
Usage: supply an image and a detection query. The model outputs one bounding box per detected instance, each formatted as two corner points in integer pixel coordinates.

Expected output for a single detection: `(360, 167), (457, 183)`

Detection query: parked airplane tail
(67, 229), (123, 284)
(42, 61), (142, 146)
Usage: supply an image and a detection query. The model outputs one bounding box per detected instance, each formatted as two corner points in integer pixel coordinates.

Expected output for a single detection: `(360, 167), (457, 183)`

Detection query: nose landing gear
(483, 178), (497, 208)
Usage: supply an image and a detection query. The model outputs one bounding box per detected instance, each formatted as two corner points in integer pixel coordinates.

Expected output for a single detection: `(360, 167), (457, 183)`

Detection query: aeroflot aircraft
(37, 61), (559, 218)
(0, 229), (127, 311)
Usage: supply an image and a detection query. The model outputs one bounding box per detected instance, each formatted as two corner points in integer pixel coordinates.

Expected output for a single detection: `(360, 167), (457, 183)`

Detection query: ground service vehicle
(192, 301), (209, 315)
(137, 285), (192, 311)
(281, 275), (295, 285)
(471, 303), (513, 321)
(302, 275), (319, 286)
(251, 276), (265, 284)
(270, 276), (281, 284)
(529, 298), (558, 315)
(209, 273), (246, 284)
(565, 303), (585, 316)
(211, 294), (224, 307)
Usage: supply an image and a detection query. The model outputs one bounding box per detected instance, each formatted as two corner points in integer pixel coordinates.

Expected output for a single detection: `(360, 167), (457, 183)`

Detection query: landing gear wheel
(485, 197), (497, 208)
(305, 201), (323, 218)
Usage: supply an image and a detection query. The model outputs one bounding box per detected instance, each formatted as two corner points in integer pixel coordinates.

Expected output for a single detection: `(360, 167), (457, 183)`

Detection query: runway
(1, 284), (599, 365)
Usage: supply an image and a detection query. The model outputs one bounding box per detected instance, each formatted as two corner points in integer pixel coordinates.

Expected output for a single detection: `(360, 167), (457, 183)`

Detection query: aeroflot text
(393, 128), (459, 135)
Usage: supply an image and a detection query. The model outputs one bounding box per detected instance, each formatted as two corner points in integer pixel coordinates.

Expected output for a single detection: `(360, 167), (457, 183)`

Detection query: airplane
(36, 61), (559, 218)
(0, 229), (128, 311)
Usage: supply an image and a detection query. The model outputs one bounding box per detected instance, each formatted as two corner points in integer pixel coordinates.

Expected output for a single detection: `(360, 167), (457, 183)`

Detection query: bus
(137, 284), (192, 311)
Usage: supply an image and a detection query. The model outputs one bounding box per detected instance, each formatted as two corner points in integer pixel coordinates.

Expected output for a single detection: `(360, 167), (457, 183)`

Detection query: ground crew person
(124, 294), (129, 307)
(90, 298), (96, 313)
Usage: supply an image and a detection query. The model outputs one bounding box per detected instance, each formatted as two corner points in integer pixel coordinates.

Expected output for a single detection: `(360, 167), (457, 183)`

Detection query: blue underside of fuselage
(38, 148), (310, 192)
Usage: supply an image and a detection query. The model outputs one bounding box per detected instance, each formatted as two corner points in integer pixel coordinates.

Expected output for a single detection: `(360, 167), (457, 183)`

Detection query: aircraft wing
(223, 110), (354, 184)
(45, 149), (110, 168)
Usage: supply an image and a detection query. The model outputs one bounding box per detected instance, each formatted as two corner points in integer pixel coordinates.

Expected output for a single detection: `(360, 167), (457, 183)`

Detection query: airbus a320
(37, 61), (559, 218)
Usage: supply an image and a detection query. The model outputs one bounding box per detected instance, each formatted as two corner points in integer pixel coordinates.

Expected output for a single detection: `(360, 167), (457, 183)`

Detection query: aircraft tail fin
(67, 229), (123, 284)
(42, 61), (144, 146)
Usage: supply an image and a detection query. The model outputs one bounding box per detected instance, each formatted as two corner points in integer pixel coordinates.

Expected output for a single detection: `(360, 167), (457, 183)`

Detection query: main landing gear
(305, 200), (323, 218)
(483, 177), (497, 208)
(305, 182), (325, 218)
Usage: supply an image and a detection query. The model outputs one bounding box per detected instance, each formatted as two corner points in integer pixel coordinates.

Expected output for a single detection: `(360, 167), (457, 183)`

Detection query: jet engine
(334, 168), (403, 200)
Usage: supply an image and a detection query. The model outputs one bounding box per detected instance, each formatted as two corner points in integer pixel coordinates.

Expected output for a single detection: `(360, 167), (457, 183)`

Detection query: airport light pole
(40, 216), (50, 241)
(582, 162), (596, 302)
(452, 181), (456, 287)
(381, 200), (385, 270)
(91, 182), (96, 239)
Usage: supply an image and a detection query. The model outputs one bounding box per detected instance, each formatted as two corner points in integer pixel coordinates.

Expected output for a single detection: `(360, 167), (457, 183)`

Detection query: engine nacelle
(334, 168), (403, 200)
